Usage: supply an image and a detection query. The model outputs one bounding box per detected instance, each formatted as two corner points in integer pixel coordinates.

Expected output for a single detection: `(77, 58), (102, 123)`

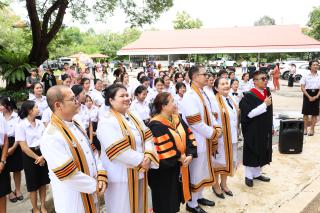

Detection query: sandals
(8, 191), (17, 203)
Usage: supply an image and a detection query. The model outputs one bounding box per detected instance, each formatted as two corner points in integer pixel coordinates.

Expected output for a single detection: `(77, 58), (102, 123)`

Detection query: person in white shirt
(239, 73), (252, 93)
(28, 82), (48, 119)
(183, 72), (191, 91)
(16, 100), (50, 213)
(211, 77), (239, 199)
(120, 72), (134, 98)
(85, 95), (100, 151)
(204, 72), (217, 103)
(241, 60), (248, 73)
(130, 85), (150, 125)
(80, 78), (91, 96)
(88, 79), (105, 107)
(174, 82), (187, 116)
(0, 112), (10, 212)
(162, 75), (175, 95)
(229, 79), (243, 106)
(0, 97), (23, 202)
(40, 85), (107, 213)
(97, 84), (158, 213)
(72, 85), (90, 130)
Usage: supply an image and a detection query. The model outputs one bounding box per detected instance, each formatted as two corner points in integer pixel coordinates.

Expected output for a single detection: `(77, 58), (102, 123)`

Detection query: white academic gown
(97, 110), (158, 213)
(40, 120), (105, 213)
(181, 86), (219, 207)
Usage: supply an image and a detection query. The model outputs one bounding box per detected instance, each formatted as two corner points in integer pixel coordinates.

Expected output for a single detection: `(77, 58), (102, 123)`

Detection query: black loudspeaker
(278, 119), (304, 154)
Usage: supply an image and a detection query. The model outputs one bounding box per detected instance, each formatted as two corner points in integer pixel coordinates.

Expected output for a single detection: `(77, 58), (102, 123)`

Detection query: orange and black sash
(151, 114), (191, 201)
(51, 113), (96, 213)
(214, 94), (235, 176)
(186, 84), (218, 192)
(110, 109), (158, 213)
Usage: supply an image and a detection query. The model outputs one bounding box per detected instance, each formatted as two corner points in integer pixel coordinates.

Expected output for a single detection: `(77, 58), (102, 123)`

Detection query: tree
(306, 6), (320, 40)
(254, 16), (276, 26)
(173, 11), (203, 29)
(24, 0), (174, 66)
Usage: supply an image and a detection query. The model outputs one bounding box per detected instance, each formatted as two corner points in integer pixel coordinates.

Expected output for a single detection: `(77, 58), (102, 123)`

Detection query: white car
(294, 63), (320, 82)
(208, 58), (236, 67)
(279, 60), (308, 80)
(173, 60), (195, 68)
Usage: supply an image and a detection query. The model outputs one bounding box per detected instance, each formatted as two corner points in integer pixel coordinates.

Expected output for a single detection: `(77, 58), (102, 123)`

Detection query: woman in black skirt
(0, 97), (23, 203)
(16, 100), (50, 213)
(0, 114), (10, 213)
(300, 60), (320, 136)
(148, 92), (197, 213)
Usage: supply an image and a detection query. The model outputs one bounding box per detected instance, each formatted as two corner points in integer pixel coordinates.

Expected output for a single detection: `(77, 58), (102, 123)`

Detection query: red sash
(250, 88), (267, 101)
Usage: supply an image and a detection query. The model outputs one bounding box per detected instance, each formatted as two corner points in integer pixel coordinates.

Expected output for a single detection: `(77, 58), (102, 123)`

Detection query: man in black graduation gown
(239, 71), (273, 187)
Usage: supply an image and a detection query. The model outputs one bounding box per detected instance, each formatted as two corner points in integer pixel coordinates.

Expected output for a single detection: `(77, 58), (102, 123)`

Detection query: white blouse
(29, 95), (48, 116)
(3, 111), (19, 137)
(0, 115), (8, 146)
(15, 118), (45, 147)
(300, 73), (320, 89)
(130, 99), (150, 121)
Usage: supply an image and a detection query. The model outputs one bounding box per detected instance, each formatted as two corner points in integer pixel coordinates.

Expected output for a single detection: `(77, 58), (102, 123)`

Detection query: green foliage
(0, 87), (29, 102)
(0, 7), (32, 54)
(254, 16), (276, 26)
(173, 11), (203, 29)
(306, 6), (320, 40)
(0, 49), (32, 86)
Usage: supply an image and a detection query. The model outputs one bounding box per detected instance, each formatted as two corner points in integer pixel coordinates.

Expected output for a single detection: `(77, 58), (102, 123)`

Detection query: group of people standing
(0, 60), (290, 213)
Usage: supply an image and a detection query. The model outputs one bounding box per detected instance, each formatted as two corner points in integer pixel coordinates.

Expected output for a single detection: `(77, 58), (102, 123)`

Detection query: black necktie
(232, 92), (238, 96)
(226, 98), (233, 109)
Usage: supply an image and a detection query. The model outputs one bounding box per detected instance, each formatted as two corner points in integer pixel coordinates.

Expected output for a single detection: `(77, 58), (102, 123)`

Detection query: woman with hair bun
(16, 100), (49, 213)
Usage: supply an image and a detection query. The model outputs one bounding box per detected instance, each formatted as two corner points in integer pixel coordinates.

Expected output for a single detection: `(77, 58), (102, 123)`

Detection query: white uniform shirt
(86, 105), (99, 123)
(88, 89), (104, 107)
(203, 86), (216, 103)
(174, 94), (184, 114)
(15, 119), (45, 147)
(229, 89), (243, 106)
(73, 105), (90, 130)
(3, 111), (19, 137)
(130, 99), (150, 121)
(0, 115), (8, 146)
(41, 107), (52, 125)
(300, 73), (320, 89)
(29, 95), (48, 116)
(239, 80), (252, 93)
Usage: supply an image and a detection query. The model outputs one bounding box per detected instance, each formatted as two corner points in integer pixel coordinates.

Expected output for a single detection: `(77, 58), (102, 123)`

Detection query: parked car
(57, 57), (74, 69)
(173, 60), (195, 68)
(279, 60), (308, 80)
(208, 58), (237, 67)
(293, 63), (320, 82)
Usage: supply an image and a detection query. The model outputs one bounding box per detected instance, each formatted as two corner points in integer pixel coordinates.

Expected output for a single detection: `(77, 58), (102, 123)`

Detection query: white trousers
(245, 166), (261, 179)
(187, 189), (204, 208)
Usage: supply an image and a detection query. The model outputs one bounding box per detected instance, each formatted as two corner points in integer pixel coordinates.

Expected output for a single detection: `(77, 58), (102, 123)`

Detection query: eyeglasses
(254, 77), (268, 81)
(63, 97), (79, 103)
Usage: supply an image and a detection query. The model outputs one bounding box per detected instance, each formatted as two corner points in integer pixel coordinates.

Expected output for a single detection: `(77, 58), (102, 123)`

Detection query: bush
(0, 88), (29, 103)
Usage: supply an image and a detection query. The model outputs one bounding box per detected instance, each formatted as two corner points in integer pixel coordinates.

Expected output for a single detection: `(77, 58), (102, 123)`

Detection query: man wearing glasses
(40, 85), (107, 213)
(182, 66), (222, 213)
(239, 71), (273, 188)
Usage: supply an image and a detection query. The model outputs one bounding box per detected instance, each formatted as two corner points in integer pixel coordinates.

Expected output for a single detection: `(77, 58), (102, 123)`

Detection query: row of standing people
(0, 66), (274, 213)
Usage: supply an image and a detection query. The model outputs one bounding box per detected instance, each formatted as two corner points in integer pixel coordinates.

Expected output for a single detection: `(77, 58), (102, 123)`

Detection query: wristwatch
(0, 160), (6, 165)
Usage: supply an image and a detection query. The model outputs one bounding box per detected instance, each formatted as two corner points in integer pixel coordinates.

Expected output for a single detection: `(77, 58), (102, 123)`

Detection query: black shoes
(245, 177), (253, 187)
(220, 184), (233, 196)
(197, 198), (215, 206)
(186, 204), (207, 213)
(212, 187), (225, 199)
(254, 175), (271, 182)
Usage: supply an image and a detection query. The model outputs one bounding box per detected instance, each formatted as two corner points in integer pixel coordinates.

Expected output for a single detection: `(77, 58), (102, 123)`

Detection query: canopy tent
(117, 25), (320, 55)
(69, 52), (93, 65)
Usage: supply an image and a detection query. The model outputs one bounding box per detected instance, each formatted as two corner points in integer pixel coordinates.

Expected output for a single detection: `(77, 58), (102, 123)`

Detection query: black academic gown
(239, 88), (273, 167)
(148, 116), (197, 213)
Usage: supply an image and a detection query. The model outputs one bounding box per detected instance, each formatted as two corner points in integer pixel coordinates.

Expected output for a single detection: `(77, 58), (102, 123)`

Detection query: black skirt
(288, 74), (294, 87)
(22, 148), (50, 192)
(87, 122), (101, 151)
(6, 137), (23, 172)
(302, 89), (320, 115)
(0, 147), (11, 197)
(148, 165), (182, 213)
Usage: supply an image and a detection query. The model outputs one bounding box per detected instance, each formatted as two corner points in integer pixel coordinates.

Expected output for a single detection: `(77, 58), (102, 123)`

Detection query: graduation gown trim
(188, 84), (217, 192)
(214, 94), (235, 176)
(110, 109), (158, 213)
(151, 114), (197, 201)
(51, 113), (98, 213)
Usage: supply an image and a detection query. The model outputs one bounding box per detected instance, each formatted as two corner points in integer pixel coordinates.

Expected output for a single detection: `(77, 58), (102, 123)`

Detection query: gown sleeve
(180, 118), (198, 158)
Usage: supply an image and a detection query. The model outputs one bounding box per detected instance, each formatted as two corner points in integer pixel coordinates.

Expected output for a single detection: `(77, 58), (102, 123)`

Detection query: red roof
(118, 25), (320, 55)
